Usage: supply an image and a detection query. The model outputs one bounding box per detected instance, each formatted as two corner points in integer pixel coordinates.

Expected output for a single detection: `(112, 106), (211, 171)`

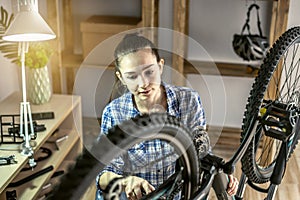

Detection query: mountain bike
(49, 26), (300, 200)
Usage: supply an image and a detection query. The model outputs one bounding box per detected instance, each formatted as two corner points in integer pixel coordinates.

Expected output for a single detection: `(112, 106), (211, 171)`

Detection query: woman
(96, 33), (238, 200)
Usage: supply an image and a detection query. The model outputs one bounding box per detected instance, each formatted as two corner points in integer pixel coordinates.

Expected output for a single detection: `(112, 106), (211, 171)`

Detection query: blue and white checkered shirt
(96, 82), (206, 199)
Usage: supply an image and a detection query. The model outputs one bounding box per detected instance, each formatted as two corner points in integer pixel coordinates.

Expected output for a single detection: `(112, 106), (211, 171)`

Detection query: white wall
(287, 0), (300, 28)
(0, 1), (19, 101)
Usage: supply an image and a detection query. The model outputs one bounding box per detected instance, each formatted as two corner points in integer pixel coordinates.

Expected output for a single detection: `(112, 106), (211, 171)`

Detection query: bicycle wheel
(241, 26), (300, 184)
(92, 113), (200, 199)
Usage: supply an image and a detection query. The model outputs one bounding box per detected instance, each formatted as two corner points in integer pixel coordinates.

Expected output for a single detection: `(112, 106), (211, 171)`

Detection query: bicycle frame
(187, 120), (260, 200)
(189, 117), (259, 199)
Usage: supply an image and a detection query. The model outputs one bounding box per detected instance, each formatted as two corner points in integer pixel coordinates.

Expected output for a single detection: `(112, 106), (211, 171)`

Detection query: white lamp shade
(2, 7), (56, 42)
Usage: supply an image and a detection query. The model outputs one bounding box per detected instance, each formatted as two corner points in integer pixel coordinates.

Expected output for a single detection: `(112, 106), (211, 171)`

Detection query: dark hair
(114, 33), (161, 69)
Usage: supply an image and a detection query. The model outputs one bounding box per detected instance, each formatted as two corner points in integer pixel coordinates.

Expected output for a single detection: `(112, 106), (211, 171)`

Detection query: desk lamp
(2, 1), (56, 165)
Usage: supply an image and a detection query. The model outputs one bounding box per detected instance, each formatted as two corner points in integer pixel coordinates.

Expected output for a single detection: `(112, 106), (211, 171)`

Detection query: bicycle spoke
(256, 135), (280, 168)
(278, 45), (300, 102)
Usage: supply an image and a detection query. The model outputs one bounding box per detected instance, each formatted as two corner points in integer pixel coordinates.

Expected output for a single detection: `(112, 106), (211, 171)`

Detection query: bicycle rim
(241, 26), (300, 183)
(93, 113), (200, 199)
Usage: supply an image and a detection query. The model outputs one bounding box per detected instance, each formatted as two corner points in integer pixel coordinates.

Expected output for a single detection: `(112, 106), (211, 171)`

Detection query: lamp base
(20, 142), (37, 168)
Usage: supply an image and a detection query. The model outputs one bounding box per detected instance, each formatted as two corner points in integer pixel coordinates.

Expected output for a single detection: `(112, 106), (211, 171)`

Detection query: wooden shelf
(0, 92), (83, 199)
(62, 51), (83, 69)
(184, 60), (259, 77)
(61, 51), (115, 70)
(80, 15), (141, 58)
(9, 129), (80, 200)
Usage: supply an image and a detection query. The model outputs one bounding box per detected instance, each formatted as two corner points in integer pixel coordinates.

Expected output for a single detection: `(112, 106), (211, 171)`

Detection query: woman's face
(116, 48), (164, 102)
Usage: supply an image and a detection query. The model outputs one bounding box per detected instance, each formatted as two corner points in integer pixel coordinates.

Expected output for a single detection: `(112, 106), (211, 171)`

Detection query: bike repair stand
(235, 172), (247, 200)
(235, 141), (289, 200)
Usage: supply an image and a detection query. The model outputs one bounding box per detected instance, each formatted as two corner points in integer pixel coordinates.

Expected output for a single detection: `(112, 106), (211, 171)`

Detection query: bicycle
(49, 26), (300, 200)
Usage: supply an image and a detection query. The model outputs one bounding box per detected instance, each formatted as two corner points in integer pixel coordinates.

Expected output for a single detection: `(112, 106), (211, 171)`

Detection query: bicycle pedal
(265, 128), (289, 141)
(261, 101), (297, 141)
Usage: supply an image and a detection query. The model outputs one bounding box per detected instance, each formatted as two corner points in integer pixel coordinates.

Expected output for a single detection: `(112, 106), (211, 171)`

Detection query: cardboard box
(80, 15), (141, 58)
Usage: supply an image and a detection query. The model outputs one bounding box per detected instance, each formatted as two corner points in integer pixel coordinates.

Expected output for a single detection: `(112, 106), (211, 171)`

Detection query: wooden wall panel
(172, 0), (189, 86)
(62, 0), (74, 53)
(267, 0), (290, 100)
(142, 0), (159, 45)
(47, 0), (62, 93)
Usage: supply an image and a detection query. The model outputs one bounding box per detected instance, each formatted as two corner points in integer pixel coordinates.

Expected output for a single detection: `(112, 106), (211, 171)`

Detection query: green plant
(22, 42), (53, 68)
(0, 6), (53, 69)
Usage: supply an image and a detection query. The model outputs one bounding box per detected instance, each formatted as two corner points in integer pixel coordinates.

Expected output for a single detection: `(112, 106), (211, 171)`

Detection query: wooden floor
(208, 127), (300, 200)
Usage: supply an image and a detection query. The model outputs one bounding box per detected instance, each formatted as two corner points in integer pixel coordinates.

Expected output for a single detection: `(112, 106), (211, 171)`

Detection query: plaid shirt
(96, 82), (206, 198)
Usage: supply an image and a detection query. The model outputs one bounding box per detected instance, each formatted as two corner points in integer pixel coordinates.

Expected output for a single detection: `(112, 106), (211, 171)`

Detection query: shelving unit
(45, 0), (290, 94)
(0, 92), (83, 200)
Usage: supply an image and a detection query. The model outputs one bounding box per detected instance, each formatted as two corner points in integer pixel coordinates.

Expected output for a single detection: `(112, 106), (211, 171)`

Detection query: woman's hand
(226, 174), (239, 196)
(121, 176), (155, 200)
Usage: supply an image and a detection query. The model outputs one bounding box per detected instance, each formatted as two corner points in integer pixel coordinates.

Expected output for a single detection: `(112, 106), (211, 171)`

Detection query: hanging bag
(232, 3), (269, 61)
